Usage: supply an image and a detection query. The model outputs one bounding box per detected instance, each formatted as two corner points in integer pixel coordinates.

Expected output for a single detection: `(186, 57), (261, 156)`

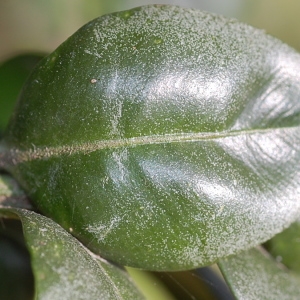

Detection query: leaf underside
(0, 208), (144, 300)
(219, 247), (300, 300)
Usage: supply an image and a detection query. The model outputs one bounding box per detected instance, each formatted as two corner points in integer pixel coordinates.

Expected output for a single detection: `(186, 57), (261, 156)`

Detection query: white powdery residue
(111, 98), (123, 137)
(85, 216), (122, 243)
(266, 182), (300, 228)
(137, 193), (165, 223)
(39, 266), (109, 300)
(178, 235), (206, 267)
(83, 25), (108, 60)
(194, 179), (234, 205)
(38, 227), (48, 237)
(139, 158), (191, 189)
(20, 210), (134, 299)
(105, 69), (124, 137)
(84, 49), (102, 59)
(110, 148), (129, 184)
(93, 27), (101, 43)
(199, 195), (299, 267)
(221, 248), (300, 300)
(170, 197), (254, 267)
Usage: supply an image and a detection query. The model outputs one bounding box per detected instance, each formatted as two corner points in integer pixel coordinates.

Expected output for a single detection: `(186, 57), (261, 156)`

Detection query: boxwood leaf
(218, 247), (300, 300)
(1, 5), (300, 270)
(0, 208), (144, 300)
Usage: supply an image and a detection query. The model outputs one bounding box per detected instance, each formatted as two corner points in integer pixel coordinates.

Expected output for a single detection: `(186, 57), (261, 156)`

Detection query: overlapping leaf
(0, 207), (144, 300)
(1, 5), (300, 270)
(218, 247), (300, 300)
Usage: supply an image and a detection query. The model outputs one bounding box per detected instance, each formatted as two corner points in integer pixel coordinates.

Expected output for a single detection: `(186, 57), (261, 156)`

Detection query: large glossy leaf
(1, 5), (300, 270)
(0, 208), (144, 300)
(218, 247), (300, 300)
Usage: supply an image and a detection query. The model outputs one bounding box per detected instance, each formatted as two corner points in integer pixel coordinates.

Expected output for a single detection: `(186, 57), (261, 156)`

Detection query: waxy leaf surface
(219, 247), (300, 300)
(1, 5), (300, 270)
(0, 208), (144, 300)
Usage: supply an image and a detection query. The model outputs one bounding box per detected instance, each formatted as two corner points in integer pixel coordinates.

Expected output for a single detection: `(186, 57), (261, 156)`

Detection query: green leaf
(1, 5), (300, 270)
(218, 247), (300, 300)
(0, 208), (144, 300)
(265, 219), (300, 274)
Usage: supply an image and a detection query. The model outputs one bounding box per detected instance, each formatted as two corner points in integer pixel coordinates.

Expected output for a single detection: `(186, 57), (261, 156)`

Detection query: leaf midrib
(1, 126), (299, 166)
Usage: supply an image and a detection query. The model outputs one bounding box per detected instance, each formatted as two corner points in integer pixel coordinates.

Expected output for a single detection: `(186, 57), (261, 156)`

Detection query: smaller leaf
(218, 247), (300, 300)
(265, 220), (300, 274)
(0, 208), (144, 300)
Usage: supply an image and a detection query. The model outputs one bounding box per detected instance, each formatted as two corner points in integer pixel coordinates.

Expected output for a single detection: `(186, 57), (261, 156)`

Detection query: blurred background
(1, 0), (300, 62)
